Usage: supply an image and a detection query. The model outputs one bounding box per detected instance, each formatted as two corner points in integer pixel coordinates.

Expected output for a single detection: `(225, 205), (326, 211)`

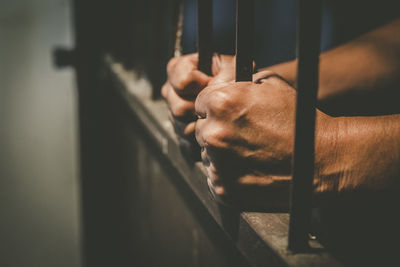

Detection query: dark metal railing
(235, 0), (254, 82)
(288, 0), (322, 252)
(197, 0), (213, 75)
(195, 0), (322, 253)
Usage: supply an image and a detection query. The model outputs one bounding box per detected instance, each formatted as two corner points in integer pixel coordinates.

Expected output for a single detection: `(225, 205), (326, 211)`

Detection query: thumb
(210, 54), (236, 85)
(210, 54), (256, 85)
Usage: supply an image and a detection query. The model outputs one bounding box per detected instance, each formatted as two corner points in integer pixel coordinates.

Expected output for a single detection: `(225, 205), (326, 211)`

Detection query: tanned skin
(161, 18), (400, 209)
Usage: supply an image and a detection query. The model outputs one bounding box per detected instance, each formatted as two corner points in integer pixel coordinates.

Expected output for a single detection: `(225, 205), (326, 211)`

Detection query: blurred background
(0, 0), (81, 266)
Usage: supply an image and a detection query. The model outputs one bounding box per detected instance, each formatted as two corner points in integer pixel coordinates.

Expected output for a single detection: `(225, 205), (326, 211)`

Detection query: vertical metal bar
(288, 0), (322, 252)
(197, 0), (213, 75)
(150, 0), (165, 99)
(235, 0), (254, 82)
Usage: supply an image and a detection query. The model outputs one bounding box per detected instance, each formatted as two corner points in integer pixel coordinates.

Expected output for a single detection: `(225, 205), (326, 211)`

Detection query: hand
(162, 53), (236, 158)
(195, 71), (334, 210)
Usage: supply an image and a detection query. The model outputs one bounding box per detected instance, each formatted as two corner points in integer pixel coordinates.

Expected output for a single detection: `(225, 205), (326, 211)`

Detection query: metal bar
(235, 0), (254, 82)
(288, 0), (322, 252)
(150, 0), (165, 99)
(197, 0), (213, 75)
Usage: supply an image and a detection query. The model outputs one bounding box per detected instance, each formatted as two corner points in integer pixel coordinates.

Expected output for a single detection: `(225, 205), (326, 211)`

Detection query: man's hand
(194, 71), (335, 209)
(162, 53), (236, 158)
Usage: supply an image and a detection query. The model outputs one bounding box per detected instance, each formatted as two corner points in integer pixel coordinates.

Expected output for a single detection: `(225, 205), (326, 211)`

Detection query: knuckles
(166, 56), (178, 75)
(161, 82), (169, 98)
(175, 70), (195, 92)
(206, 90), (235, 116)
(167, 55), (202, 94)
(199, 123), (231, 150)
(204, 129), (229, 149)
(170, 100), (195, 120)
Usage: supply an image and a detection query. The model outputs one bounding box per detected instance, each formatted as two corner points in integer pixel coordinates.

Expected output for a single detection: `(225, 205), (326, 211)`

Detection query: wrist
(314, 114), (400, 197)
(313, 113), (342, 195)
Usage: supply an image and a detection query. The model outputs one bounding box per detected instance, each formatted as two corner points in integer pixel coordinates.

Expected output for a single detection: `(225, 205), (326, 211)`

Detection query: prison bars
(196, 0), (321, 252)
(197, 0), (213, 75)
(236, 0), (254, 82)
(234, 0), (322, 252)
(288, 0), (322, 251)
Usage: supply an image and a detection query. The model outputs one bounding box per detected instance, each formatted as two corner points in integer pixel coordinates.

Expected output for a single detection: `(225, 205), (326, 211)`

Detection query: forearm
(315, 114), (400, 195)
(262, 18), (400, 109)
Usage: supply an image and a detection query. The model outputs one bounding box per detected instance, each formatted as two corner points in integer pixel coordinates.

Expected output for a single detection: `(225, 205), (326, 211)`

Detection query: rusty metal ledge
(103, 56), (341, 267)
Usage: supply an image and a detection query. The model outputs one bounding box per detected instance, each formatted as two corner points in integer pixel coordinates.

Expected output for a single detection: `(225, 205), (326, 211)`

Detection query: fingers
(163, 79), (200, 160)
(184, 121), (196, 136)
(167, 53), (211, 97)
(202, 151), (220, 184)
(210, 54), (256, 85)
(162, 82), (196, 122)
(210, 54), (236, 85)
(195, 117), (233, 172)
(164, 53), (209, 160)
(166, 53), (197, 75)
(195, 81), (242, 120)
(164, 62), (294, 209)
(202, 147), (227, 201)
(194, 117), (207, 147)
(195, 117), (222, 149)
(194, 83), (224, 119)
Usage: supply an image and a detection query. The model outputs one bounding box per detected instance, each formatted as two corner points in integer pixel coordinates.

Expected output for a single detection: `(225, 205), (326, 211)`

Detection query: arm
(264, 18), (400, 115)
(194, 73), (400, 209)
(315, 114), (400, 195)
